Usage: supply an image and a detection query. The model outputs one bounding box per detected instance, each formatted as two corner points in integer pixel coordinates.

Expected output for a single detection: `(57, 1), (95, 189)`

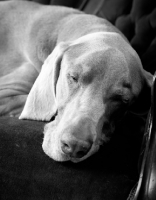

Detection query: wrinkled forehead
(62, 33), (108, 73)
(62, 40), (129, 83)
(64, 49), (107, 77)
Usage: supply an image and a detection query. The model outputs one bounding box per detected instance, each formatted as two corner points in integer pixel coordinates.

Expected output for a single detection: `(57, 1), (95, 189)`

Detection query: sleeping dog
(0, 0), (153, 162)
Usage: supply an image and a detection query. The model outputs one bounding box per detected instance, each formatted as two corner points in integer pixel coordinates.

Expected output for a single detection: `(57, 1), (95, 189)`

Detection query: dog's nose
(61, 138), (92, 158)
(61, 117), (94, 158)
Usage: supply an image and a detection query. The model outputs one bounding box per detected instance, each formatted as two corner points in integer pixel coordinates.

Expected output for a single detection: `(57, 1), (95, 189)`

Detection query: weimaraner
(0, 0), (153, 162)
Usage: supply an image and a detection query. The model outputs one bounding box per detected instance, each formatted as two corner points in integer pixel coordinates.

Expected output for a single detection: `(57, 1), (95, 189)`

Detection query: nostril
(61, 141), (73, 155)
(61, 139), (92, 158)
(76, 146), (91, 158)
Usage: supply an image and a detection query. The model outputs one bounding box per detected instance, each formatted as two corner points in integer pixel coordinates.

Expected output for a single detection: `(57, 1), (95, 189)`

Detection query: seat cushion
(0, 114), (144, 200)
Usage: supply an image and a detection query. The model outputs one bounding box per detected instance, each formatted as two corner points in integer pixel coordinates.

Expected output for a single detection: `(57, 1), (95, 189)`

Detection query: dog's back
(0, 1), (78, 76)
(0, 1), (126, 75)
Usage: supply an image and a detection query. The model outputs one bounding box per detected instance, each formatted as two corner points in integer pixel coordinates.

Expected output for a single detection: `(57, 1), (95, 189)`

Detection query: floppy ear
(129, 69), (153, 116)
(19, 42), (70, 121)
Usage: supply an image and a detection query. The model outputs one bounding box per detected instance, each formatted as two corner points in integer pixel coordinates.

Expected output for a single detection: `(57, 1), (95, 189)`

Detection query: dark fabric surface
(0, 0), (156, 199)
(0, 114), (144, 200)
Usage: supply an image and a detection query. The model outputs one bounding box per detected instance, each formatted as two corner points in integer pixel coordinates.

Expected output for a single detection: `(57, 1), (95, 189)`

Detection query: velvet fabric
(0, 114), (144, 200)
(0, 0), (156, 199)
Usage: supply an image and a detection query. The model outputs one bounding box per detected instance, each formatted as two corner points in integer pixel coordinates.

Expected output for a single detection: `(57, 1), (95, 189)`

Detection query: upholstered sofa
(0, 0), (156, 199)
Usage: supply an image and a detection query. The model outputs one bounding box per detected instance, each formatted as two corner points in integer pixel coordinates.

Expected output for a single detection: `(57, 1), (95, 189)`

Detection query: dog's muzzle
(42, 112), (104, 162)
(60, 117), (94, 159)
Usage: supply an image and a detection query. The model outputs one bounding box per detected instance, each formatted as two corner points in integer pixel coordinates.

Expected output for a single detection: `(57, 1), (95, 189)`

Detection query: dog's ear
(19, 42), (70, 121)
(129, 69), (153, 116)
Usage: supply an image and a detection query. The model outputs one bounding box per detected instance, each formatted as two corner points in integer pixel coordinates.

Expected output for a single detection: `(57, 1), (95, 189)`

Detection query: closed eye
(70, 75), (78, 82)
(110, 94), (130, 105)
(110, 94), (122, 102)
(67, 73), (79, 84)
(122, 97), (130, 104)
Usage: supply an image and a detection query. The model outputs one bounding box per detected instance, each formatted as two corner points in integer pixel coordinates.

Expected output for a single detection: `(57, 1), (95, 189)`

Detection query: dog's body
(0, 1), (153, 162)
(0, 0), (124, 117)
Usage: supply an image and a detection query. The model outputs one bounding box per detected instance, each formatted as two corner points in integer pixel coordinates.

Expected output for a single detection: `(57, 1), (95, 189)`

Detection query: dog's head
(19, 32), (153, 162)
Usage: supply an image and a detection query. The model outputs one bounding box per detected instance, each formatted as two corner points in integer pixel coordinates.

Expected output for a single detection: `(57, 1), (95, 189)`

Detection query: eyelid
(111, 94), (122, 101)
(67, 73), (79, 83)
(111, 93), (130, 104)
(122, 96), (130, 104)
